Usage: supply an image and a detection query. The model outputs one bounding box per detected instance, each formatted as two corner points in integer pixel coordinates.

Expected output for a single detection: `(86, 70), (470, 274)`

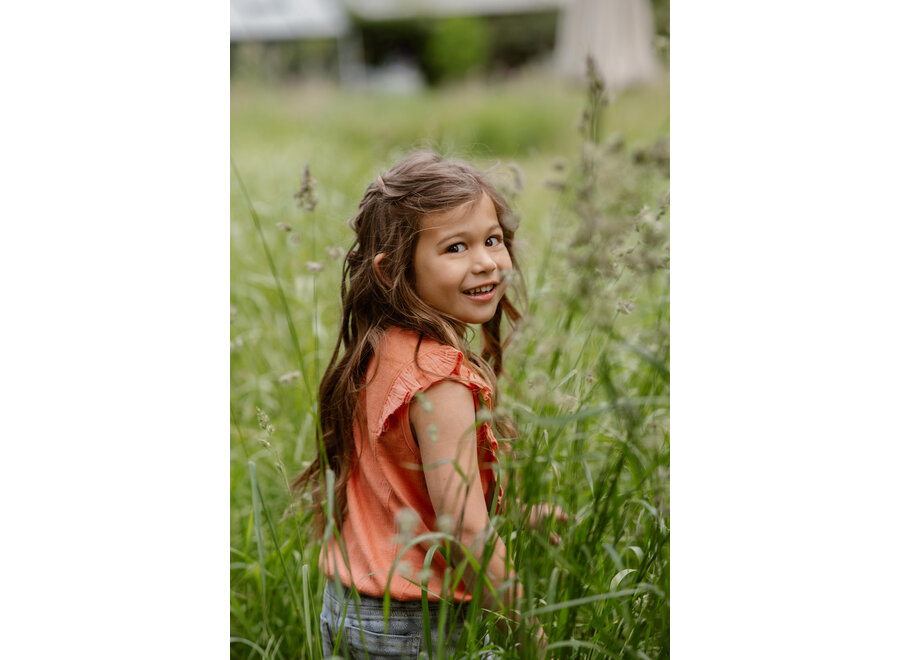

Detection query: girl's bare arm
(410, 380), (520, 611)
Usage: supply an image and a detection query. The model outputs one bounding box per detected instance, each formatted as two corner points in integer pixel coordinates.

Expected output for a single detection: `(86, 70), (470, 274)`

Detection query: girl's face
(412, 191), (512, 325)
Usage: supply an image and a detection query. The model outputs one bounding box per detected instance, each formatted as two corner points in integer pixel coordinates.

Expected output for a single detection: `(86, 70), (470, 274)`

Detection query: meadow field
(230, 67), (670, 659)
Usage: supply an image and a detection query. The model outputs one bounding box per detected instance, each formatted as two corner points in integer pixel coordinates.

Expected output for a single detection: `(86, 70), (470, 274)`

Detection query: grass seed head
(413, 391), (434, 413)
(293, 163), (318, 213)
(395, 507), (419, 534)
(508, 162), (524, 193)
(278, 370), (302, 386)
(392, 508), (420, 546)
(436, 514), (455, 534)
(256, 407), (271, 430)
(553, 393), (579, 412)
(324, 245), (344, 260)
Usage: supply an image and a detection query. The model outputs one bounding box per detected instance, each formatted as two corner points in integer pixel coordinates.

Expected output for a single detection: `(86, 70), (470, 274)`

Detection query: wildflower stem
(231, 157), (315, 407)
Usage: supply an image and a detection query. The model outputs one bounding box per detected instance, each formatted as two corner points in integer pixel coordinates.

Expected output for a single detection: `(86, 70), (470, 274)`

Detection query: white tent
(556, 0), (660, 92)
(230, 0), (349, 42)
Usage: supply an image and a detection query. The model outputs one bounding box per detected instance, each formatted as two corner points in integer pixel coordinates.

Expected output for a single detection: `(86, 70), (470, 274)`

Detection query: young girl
(293, 151), (542, 658)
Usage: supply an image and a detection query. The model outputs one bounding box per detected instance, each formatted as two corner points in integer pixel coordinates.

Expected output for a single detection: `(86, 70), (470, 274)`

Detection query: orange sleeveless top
(321, 327), (502, 601)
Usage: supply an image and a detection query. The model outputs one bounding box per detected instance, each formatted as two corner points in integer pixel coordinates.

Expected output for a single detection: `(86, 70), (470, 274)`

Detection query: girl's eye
(485, 235), (503, 247)
(447, 242), (465, 253)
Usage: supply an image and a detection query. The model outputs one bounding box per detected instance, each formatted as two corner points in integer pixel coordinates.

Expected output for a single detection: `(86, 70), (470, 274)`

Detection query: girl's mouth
(463, 283), (498, 300)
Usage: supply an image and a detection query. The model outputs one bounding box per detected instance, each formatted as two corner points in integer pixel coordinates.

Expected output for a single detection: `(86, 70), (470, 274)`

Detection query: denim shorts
(320, 580), (491, 659)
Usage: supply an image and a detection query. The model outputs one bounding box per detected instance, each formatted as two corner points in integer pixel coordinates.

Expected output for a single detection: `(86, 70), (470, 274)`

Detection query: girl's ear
(372, 253), (391, 288)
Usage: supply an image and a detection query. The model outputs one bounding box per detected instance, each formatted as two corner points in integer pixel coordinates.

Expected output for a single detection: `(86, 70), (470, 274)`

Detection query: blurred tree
(422, 16), (490, 84)
(351, 11), (556, 87)
(488, 11), (558, 71)
(650, 0), (670, 38)
(353, 16), (430, 68)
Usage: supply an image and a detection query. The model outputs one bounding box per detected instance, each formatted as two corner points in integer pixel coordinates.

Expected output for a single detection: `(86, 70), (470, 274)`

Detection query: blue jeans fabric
(320, 580), (481, 659)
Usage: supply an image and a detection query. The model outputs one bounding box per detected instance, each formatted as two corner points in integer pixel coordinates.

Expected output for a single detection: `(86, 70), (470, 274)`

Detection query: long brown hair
(291, 150), (525, 535)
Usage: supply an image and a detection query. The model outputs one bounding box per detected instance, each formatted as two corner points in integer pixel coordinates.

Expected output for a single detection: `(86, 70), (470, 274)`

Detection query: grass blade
(248, 461), (269, 636)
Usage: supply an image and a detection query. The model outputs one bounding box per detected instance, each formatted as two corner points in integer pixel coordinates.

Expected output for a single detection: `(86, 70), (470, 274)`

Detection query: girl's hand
(525, 502), (568, 545)
(535, 624), (559, 660)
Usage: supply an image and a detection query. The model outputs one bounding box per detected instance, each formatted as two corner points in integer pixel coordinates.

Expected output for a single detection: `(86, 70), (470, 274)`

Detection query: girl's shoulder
(366, 327), (492, 437)
(378, 326), (457, 364)
(373, 327), (469, 387)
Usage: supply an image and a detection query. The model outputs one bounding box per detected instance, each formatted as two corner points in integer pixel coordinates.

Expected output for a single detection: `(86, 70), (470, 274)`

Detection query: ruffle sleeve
(371, 342), (502, 510)
(372, 343), (492, 438)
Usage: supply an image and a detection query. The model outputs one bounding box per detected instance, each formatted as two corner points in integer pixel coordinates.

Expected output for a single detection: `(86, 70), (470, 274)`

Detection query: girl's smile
(413, 191), (512, 325)
(462, 282), (499, 301)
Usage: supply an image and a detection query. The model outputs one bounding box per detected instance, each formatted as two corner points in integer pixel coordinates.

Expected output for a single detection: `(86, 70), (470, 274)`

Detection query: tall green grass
(231, 69), (669, 659)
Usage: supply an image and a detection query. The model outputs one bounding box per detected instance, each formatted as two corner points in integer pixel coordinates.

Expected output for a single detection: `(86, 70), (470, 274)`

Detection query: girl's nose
(471, 246), (497, 274)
